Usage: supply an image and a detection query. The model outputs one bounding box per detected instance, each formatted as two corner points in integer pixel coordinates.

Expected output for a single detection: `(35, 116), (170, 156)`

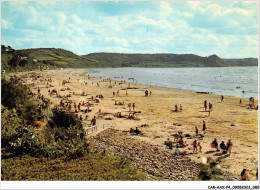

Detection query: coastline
(15, 68), (258, 180)
(87, 66), (258, 100)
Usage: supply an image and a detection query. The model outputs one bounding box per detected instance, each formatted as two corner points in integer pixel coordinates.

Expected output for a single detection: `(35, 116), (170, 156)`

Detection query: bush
(1, 76), (30, 109)
(196, 157), (225, 181)
(44, 107), (89, 159)
(1, 76), (41, 124)
(49, 107), (82, 130)
(1, 107), (44, 158)
(1, 106), (89, 159)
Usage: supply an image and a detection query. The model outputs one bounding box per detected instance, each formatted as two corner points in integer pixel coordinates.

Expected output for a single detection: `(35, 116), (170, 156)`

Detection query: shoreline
(87, 67), (258, 100)
(15, 68), (258, 180)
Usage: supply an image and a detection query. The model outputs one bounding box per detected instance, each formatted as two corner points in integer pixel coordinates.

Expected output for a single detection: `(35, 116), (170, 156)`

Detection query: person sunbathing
(177, 137), (186, 147)
(175, 147), (188, 156)
(128, 114), (133, 119)
(164, 138), (173, 149)
(134, 127), (142, 135)
(117, 112), (126, 118)
(130, 128), (135, 134)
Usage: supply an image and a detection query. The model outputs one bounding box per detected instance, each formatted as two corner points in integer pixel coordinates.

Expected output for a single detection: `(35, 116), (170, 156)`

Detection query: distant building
(21, 57), (28, 60)
(33, 59), (38, 63)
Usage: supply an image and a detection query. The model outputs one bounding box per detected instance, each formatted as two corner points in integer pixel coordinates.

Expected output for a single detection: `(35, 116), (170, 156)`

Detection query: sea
(88, 66), (258, 100)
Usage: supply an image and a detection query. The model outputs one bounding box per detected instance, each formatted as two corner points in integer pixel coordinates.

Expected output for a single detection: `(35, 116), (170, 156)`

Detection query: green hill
(2, 45), (258, 72)
(16, 48), (103, 68)
(83, 53), (229, 67)
(223, 58), (258, 66)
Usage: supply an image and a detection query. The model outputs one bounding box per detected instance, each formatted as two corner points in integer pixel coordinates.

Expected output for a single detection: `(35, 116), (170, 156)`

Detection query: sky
(1, 1), (258, 58)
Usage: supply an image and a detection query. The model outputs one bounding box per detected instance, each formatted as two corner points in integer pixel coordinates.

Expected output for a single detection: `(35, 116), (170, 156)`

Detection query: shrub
(44, 107), (89, 159)
(1, 107), (44, 158)
(49, 107), (82, 130)
(1, 76), (30, 109)
(1, 76), (41, 124)
(196, 157), (225, 181)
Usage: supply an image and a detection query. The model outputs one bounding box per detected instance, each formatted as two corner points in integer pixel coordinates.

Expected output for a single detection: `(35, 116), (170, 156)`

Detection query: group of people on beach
(204, 100), (213, 115)
(20, 71), (258, 181)
(144, 90), (152, 97)
(174, 104), (182, 112)
(211, 139), (233, 154)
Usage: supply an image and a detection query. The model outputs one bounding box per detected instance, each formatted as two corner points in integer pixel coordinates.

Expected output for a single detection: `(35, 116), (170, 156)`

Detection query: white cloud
(2, 19), (13, 29)
(160, 1), (173, 17)
(1, 1), (258, 58)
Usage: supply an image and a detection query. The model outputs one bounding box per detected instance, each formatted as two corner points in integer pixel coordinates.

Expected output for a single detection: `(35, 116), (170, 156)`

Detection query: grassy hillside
(2, 45), (257, 71)
(16, 48), (104, 68)
(223, 58), (258, 66)
(83, 53), (228, 67)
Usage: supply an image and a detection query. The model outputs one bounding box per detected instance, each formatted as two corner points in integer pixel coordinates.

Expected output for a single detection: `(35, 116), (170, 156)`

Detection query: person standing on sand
(204, 100), (207, 111)
(202, 121), (206, 134)
(221, 95), (224, 102)
(195, 126), (198, 136)
(226, 139), (233, 154)
(150, 91), (152, 96)
(193, 140), (197, 153)
(132, 103), (135, 112)
(239, 99), (242, 105)
(197, 142), (202, 153)
(175, 104), (178, 112)
(78, 102), (81, 111)
(180, 104), (182, 112)
(128, 103), (132, 113)
(209, 102), (212, 111)
(91, 116), (96, 126)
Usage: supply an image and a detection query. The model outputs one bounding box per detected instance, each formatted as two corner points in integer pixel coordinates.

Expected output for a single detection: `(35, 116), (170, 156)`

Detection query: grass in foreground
(1, 153), (147, 181)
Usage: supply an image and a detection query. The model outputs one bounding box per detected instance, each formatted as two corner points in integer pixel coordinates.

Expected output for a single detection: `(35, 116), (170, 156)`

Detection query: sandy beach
(15, 68), (258, 180)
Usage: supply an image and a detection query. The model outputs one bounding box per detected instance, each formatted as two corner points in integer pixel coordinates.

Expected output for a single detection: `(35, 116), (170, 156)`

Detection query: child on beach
(197, 142), (202, 153)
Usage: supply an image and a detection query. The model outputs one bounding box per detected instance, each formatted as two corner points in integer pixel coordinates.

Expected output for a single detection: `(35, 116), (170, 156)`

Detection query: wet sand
(17, 68), (258, 180)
